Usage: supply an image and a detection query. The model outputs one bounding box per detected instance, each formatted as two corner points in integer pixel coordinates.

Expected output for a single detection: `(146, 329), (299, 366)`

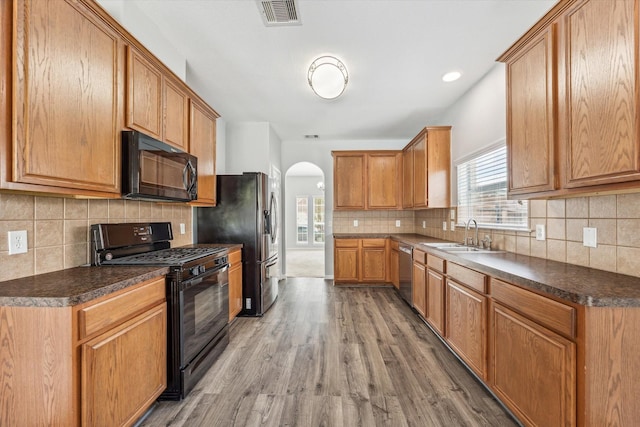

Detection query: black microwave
(122, 130), (198, 202)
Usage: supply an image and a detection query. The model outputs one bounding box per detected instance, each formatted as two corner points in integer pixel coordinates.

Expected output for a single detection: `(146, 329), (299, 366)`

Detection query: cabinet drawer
(77, 277), (166, 340)
(491, 279), (575, 339)
(362, 238), (386, 248)
(413, 249), (426, 265)
(427, 254), (445, 273)
(335, 239), (359, 248)
(447, 263), (486, 293)
(229, 248), (242, 266)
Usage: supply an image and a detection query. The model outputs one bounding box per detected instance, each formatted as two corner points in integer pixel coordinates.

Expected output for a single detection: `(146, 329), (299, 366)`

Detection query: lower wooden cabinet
(82, 304), (167, 427)
(361, 239), (386, 282)
(0, 276), (167, 427)
(412, 251), (427, 317)
(426, 268), (445, 335)
(490, 302), (576, 427)
(228, 248), (243, 321)
(445, 278), (488, 380)
(334, 238), (389, 284)
(390, 242), (400, 289)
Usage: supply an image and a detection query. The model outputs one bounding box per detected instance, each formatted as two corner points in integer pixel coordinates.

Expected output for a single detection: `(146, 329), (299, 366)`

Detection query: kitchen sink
(420, 242), (504, 254)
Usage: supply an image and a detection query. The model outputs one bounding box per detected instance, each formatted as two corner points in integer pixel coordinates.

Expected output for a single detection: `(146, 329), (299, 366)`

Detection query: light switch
(353, 220), (359, 227)
(422, 221), (426, 229)
(450, 221), (456, 231)
(442, 221), (447, 231)
(395, 220), (401, 227)
(450, 209), (456, 220)
(180, 223), (186, 234)
(536, 224), (546, 241)
(583, 227), (597, 248)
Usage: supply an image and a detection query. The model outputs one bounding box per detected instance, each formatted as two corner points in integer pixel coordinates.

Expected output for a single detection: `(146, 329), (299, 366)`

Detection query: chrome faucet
(464, 219), (479, 246)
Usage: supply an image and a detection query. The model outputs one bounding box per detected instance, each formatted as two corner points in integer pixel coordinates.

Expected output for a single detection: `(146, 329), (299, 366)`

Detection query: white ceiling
(102, 0), (556, 141)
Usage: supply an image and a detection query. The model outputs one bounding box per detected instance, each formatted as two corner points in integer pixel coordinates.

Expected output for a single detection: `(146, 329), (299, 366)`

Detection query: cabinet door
(82, 304), (167, 427)
(402, 146), (414, 208)
(361, 240), (386, 282)
(367, 152), (401, 209)
(506, 26), (556, 195)
(13, 0), (121, 194)
(334, 247), (359, 282)
(425, 127), (451, 208)
(412, 261), (426, 317)
(491, 302), (576, 427)
(413, 134), (427, 208)
(228, 249), (243, 321)
(390, 249), (399, 289)
(446, 279), (487, 379)
(426, 269), (445, 336)
(189, 99), (217, 205)
(562, 0), (640, 188)
(126, 46), (162, 140)
(163, 77), (189, 151)
(333, 153), (366, 209)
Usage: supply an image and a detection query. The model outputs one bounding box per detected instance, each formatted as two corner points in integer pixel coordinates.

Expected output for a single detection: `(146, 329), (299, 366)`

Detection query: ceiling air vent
(256, 0), (301, 26)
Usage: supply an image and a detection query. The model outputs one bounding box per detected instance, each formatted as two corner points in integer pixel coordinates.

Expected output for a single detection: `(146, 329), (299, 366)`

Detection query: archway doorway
(284, 162), (325, 278)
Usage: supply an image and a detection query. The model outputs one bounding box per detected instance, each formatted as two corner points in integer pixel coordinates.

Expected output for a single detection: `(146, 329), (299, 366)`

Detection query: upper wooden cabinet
(333, 152), (366, 209)
(4, 0), (123, 197)
(126, 46), (189, 151)
(499, 0), (640, 197)
(403, 126), (451, 209)
(332, 151), (402, 210)
(189, 98), (218, 206)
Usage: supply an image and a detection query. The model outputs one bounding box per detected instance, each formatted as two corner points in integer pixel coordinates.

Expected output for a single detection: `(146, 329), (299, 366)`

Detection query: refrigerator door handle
(269, 192), (278, 244)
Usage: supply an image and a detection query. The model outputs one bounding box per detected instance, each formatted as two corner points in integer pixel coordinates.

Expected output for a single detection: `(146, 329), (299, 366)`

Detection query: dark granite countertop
(0, 243), (243, 308)
(333, 233), (640, 307)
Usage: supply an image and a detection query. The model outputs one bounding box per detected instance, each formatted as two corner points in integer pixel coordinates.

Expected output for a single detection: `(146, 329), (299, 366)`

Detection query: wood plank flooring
(139, 279), (518, 427)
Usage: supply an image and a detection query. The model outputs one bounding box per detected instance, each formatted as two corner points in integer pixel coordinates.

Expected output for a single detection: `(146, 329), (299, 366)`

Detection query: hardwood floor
(139, 278), (518, 426)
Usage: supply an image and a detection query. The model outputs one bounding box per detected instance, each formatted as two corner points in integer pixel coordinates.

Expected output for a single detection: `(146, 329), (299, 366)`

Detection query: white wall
(433, 63), (508, 205)
(225, 122), (271, 174)
(95, 0), (186, 80)
(435, 63), (507, 164)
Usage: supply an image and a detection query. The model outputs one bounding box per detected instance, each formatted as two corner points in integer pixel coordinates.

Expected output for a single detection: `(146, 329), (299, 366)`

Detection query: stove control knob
(199, 265), (206, 274)
(190, 266), (200, 276)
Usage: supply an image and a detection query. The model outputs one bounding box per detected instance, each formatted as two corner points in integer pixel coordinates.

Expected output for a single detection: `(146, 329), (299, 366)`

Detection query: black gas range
(91, 222), (230, 400)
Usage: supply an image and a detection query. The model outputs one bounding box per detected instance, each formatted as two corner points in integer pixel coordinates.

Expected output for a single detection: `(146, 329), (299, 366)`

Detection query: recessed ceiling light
(442, 71), (462, 82)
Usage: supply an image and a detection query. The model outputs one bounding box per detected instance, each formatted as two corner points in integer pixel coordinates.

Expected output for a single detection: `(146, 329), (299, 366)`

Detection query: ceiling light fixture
(442, 71), (462, 82)
(308, 55), (348, 99)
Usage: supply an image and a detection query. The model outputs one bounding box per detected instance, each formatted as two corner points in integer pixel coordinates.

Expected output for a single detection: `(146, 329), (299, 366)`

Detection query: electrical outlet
(8, 230), (28, 255)
(450, 209), (456, 220)
(450, 221), (456, 231)
(180, 223), (186, 234)
(442, 221), (447, 231)
(583, 227), (597, 248)
(422, 221), (426, 229)
(535, 224), (546, 241)
(395, 220), (401, 227)
(353, 220), (359, 227)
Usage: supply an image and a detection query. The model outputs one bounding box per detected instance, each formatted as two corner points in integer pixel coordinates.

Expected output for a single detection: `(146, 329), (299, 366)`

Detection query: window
(296, 195), (325, 245)
(313, 196), (325, 244)
(456, 142), (528, 230)
(296, 197), (308, 243)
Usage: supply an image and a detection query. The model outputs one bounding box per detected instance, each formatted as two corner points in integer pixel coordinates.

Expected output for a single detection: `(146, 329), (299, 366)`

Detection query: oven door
(180, 265), (229, 366)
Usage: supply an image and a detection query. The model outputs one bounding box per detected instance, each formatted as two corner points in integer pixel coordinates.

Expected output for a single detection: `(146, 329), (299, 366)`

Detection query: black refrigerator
(196, 172), (278, 316)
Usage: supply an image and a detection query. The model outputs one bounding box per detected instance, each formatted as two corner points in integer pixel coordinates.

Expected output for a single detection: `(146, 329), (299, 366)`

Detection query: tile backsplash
(334, 193), (640, 279)
(0, 193), (192, 282)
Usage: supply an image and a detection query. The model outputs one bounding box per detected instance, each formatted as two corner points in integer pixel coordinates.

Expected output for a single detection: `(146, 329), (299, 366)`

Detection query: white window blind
(456, 144), (528, 230)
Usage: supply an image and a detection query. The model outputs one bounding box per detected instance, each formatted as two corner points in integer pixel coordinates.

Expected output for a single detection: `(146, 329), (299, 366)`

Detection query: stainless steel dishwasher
(398, 243), (413, 306)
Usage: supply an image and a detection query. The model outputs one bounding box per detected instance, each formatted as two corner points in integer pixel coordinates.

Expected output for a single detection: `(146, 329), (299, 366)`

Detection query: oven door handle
(181, 265), (228, 291)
